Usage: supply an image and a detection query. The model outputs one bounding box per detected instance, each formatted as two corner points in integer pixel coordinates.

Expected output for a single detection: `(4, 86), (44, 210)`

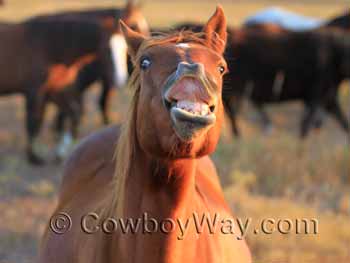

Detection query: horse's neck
(118, 150), (202, 262)
(125, 151), (197, 218)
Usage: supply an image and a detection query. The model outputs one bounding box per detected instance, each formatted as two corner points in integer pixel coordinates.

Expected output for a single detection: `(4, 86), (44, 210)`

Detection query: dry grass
(0, 1), (349, 262)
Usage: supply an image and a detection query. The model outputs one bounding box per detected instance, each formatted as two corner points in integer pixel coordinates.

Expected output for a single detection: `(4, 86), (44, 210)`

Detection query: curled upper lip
(160, 65), (219, 141)
(162, 74), (217, 113)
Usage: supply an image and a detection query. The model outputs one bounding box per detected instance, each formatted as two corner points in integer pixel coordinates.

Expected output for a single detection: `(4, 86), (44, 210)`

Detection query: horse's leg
(311, 109), (325, 129)
(99, 77), (114, 125)
(70, 101), (82, 139)
(326, 99), (350, 134)
(55, 91), (83, 161)
(300, 103), (321, 138)
(254, 103), (272, 134)
(222, 95), (240, 137)
(65, 90), (83, 138)
(25, 93), (47, 165)
(53, 110), (66, 139)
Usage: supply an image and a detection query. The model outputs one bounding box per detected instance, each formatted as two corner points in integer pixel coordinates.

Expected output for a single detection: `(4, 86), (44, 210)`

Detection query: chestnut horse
(40, 7), (251, 263)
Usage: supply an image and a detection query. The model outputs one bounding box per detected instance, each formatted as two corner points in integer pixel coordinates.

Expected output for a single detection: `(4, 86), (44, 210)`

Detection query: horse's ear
(125, 0), (136, 12)
(203, 5), (227, 54)
(125, 0), (143, 11)
(120, 20), (146, 58)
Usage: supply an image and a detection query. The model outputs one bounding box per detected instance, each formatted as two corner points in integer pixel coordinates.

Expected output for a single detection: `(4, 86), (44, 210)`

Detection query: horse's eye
(140, 57), (151, 70)
(130, 25), (138, 31)
(218, 65), (226, 75)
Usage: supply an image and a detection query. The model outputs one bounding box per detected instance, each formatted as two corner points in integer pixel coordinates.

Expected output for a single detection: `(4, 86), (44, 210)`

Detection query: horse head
(103, 1), (150, 89)
(120, 6), (227, 159)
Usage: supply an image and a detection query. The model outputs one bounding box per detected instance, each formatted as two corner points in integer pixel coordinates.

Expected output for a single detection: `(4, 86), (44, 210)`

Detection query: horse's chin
(165, 133), (211, 159)
(170, 106), (216, 142)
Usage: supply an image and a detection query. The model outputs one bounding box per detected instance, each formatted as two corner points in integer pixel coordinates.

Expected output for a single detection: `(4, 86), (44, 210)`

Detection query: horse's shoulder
(40, 126), (121, 263)
(59, 125), (120, 202)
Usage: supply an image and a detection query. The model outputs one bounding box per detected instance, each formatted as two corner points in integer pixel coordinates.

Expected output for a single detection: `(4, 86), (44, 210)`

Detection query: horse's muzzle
(162, 62), (218, 141)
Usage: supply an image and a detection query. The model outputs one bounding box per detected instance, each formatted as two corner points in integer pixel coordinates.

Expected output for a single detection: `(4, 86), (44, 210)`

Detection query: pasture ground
(0, 1), (349, 262)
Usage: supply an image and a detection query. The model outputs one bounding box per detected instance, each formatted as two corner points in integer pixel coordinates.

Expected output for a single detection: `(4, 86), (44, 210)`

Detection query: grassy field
(0, 1), (349, 262)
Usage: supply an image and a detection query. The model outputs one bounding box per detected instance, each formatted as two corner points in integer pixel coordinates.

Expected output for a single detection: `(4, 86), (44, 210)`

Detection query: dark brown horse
(223, 27), (350, 137)
(0, 17), (127, 164)
(40, 7), (251, 263)
(28, 1), (149, 160)
(233, 10), (350, 135)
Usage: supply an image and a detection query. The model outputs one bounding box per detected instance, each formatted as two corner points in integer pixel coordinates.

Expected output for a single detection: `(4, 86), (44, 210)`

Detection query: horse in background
(0, 16), (129, 165)
(40, 7), (251, 263)
(223, 27), (350, 137)
(29, 1), (149, 156)
(230, 9), (350, 135)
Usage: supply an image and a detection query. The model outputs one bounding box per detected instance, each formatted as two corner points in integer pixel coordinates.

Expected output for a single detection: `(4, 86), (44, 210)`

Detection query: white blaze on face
(109, 34), (128, 88)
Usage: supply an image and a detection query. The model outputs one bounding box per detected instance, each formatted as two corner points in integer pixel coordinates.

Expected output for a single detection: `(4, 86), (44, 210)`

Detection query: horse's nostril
(171, 100), (177, 108)
(209, 105), (215, 113)
(164, 99), (171, 109)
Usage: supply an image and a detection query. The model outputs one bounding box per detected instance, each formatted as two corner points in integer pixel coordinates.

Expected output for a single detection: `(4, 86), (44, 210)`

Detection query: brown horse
(28, 1), (149, 161)
(221, 10), (350, 137)
(0, 18), (126, 164)
(0, 1), (150, 165)
(40, 6), (251, 263)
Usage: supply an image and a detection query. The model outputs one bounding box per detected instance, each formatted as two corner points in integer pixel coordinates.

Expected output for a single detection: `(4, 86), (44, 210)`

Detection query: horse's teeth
(176, 100), (210, 116)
